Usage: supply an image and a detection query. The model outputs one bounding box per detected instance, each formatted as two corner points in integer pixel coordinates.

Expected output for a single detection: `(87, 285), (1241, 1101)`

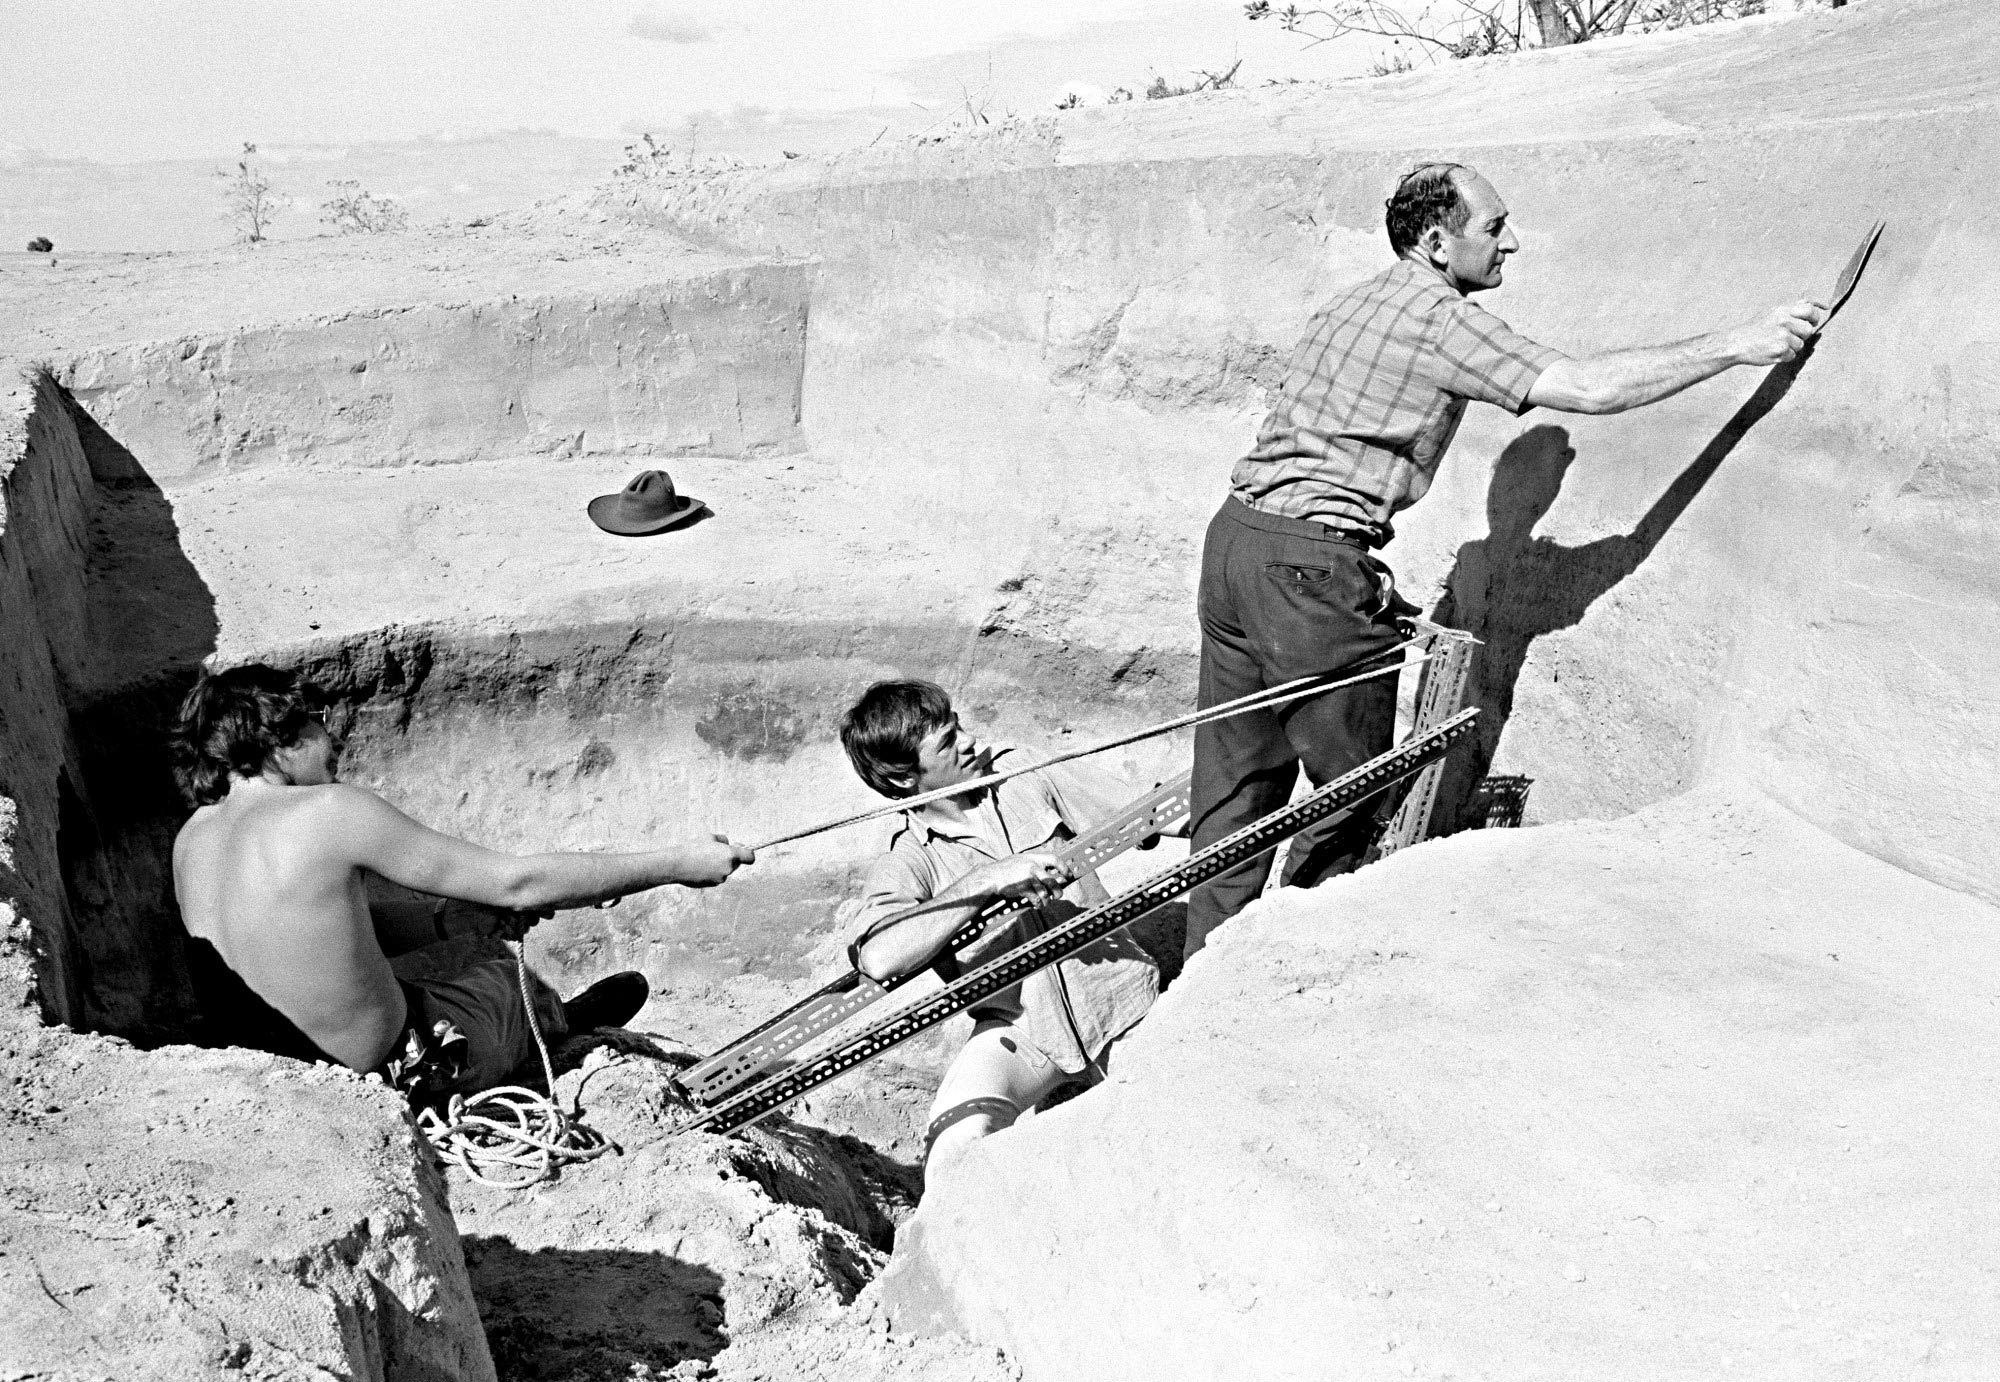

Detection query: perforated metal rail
(674, 708), (1477, 1137)
(1377, 620), (1478, 857)
(675, 772), (1194, 1105)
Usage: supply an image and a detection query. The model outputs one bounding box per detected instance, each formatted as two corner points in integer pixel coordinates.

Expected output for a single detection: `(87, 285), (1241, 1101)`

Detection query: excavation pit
(6, 5), (2000, 1375)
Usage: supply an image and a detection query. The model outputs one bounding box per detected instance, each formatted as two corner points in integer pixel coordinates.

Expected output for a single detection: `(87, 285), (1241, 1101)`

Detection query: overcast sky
(4, 0), (1374, 164)
(1, 1), (1387, 250)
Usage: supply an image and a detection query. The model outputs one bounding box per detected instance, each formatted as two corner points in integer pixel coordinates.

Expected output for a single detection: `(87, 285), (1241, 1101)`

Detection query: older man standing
(1183, 162), (1826, 958)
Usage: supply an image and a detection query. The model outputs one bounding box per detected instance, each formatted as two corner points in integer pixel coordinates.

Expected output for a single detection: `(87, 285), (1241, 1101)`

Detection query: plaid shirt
(1232, 259), (1564, 544)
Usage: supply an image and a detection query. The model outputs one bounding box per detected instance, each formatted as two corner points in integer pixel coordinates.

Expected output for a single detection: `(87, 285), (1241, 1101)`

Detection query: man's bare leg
(923, 1021), (1073, 1179)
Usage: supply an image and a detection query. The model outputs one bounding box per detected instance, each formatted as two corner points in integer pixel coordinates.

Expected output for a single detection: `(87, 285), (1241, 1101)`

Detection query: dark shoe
(561, 971), (649, 1032)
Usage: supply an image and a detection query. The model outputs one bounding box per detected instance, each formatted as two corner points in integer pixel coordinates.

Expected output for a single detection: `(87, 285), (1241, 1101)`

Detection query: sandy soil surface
(128, 449), (977, 670)
(448, 1039), (1014, 1382)
(890, 781), (2000, 1379)
(0, 1028), (490, 1381)
(0, 216), (741, 367)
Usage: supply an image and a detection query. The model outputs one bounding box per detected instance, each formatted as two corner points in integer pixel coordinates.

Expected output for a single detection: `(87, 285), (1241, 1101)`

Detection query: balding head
(1386, 164), (1518, 294)
(1385, 163), (1473, 258)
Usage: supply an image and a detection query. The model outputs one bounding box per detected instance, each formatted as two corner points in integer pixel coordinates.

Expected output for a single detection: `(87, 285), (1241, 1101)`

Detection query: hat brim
(586, 493), (708, 536)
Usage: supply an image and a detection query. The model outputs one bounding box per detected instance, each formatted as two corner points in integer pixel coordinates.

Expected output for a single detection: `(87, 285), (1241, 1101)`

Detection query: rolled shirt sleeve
(1431, 298), (1567, 415)
(847, 840), (942, 964)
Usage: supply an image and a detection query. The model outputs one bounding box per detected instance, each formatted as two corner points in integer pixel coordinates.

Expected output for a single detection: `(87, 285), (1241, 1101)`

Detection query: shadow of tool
(1428, 341), (1818, 830)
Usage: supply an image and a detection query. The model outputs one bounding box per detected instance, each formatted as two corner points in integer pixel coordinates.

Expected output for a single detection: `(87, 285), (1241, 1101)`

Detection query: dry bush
(215, 143), (283, 244)
(1246, 0), (1830, 66)
(1146, 58), (1245, 100)
(320, 180), (410, 235)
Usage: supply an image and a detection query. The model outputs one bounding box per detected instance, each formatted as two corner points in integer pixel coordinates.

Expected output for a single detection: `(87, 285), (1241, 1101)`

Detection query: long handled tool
(674, 707), (1478, 1138)
(674, 771), (1195, 1106)
(1816, 219), (1884, 335)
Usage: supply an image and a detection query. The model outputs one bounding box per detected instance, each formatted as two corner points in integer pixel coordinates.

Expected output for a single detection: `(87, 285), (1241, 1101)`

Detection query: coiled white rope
(414, 944), (612, 1189)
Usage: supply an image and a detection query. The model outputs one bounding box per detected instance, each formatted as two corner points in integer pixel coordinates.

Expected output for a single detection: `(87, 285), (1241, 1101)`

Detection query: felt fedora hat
(587, 469), (707, 536)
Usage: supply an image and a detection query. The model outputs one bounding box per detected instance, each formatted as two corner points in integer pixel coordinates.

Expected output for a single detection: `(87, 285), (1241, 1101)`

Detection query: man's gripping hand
(1730, 298), (1828, 366)
(678, 834), (756, 888)
(968, 851), (1074, 905)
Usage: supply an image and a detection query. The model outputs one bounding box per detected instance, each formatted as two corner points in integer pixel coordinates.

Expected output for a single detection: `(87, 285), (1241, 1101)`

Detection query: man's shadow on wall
(1428, 345), (1817, 831)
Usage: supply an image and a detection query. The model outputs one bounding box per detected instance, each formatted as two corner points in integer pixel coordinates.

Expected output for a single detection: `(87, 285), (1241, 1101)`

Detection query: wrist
(1716, 325), (1755, 368)
(664, 842), (699, 881)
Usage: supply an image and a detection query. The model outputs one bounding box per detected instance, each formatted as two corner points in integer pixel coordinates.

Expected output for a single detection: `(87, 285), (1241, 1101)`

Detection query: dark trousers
(1184, 498), (1404, 959)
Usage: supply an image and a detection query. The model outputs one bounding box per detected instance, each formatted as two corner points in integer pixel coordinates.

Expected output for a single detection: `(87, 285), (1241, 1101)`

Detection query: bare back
(173, 779), (406, 1071)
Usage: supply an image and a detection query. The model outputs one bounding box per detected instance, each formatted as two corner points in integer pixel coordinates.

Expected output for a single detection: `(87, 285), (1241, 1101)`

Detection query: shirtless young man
(839, 680), (1160, 1177)
(171, 663), (753, 1097)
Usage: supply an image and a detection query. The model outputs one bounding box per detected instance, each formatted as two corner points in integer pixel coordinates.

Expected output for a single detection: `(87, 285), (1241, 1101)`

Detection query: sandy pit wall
(58, 268), (809, 481)
(1, 219), (1033, 1378)
(884, 784), (2000, 1380)
(0, 226), (826, 1377)
(0, 223), (820, 1042)
(0, 373), (496, 1379)
(600, 0), (2000, 905)
(5, 225), (1198, 1088)
(0, 371), (93, 1029)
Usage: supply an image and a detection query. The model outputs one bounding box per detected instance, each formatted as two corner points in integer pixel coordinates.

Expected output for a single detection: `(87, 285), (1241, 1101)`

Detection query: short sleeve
(849, 841), (935, 947)
(1431, 300), (1566, 415)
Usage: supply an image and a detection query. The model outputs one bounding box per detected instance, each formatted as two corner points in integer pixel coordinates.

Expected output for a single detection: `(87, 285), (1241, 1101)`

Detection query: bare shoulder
(170, 800), (220, 866)
(285, 782), (409, 839)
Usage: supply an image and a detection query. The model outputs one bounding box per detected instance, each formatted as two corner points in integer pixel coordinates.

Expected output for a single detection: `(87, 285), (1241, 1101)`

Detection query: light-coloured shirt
(852, 752), (1160, 1075)
(1231, 258), (1564, 544)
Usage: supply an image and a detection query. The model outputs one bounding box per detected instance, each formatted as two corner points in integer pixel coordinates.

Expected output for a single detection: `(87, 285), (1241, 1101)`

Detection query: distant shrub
(613, 131), (746, 180)
(216, 143), (284, 244)
(320, 179), (410, 235)
(1145, 59), (1244, 101)
(26, 236), (52, 252)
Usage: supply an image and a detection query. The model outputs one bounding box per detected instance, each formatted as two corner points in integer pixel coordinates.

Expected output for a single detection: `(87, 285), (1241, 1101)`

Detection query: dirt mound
(0, 1027), (491, 1381)
(448, 1044), (1011, 1381)
(886, 785), (2000, 1378)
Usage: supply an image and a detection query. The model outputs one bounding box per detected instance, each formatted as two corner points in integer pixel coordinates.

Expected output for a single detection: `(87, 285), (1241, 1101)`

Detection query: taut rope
(748, 636), (1432, 852)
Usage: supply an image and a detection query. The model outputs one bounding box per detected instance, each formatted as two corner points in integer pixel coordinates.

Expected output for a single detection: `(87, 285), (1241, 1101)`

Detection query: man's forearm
(501, 845), (723, 910)
(854, 875), (1002, 982)
(1525, 297), (1824, 417)
(1528, 333), (1738, 415)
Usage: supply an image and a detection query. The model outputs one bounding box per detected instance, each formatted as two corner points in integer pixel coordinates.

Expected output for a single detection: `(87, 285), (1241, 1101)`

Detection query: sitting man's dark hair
(172, 664), (322, 807)
(1384, 162), (1471, 258)
(840, 679), (955, 799)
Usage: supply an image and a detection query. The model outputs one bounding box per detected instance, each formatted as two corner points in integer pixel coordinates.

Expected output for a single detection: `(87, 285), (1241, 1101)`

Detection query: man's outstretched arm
(1526, 297), (1826, 416)
(325, 785), (753, 912)
(365, 879), (546, 954)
